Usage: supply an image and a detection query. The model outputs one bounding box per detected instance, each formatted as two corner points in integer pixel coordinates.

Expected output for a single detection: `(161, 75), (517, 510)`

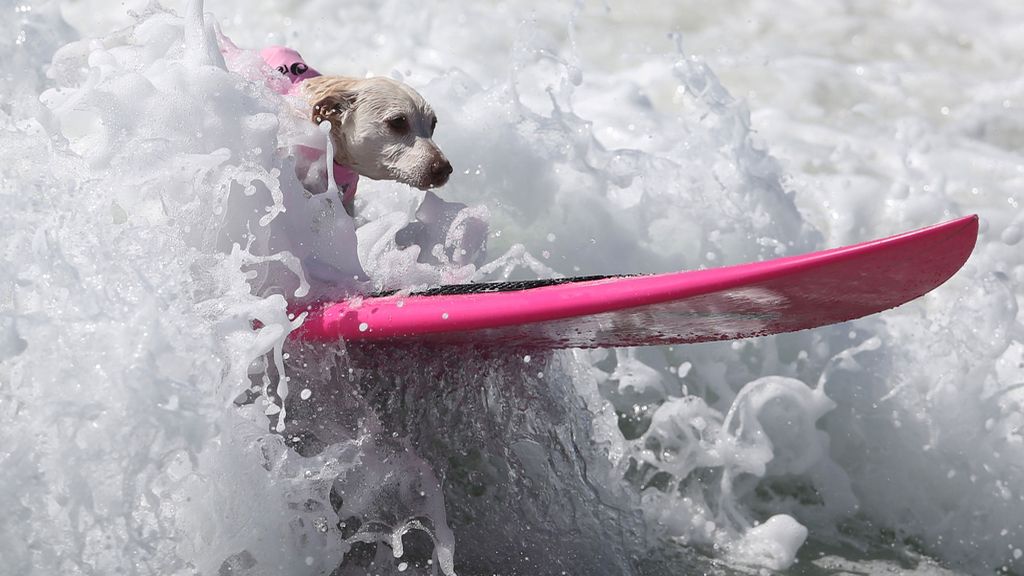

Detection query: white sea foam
(3, 0), (1023, 575)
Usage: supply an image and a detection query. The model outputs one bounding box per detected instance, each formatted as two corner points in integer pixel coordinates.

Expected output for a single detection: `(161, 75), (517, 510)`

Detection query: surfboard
(289, 215), (978, 349)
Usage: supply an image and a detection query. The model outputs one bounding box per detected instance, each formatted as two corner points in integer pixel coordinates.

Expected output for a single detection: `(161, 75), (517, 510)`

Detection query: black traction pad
(373, 274), (630, 298)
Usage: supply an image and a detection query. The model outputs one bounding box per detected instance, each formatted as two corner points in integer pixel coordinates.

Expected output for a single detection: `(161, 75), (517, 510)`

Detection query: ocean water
(2, 0), (1022, 574)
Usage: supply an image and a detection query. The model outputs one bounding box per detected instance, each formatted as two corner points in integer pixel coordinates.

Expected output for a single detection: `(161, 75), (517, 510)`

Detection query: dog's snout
(429, 158), (453, 187)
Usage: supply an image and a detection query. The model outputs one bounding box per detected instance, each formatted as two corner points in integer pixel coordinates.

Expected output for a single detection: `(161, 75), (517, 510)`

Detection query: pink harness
(260, 46), (359, 204)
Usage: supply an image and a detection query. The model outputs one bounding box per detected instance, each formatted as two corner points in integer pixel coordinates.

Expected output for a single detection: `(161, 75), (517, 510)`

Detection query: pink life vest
(260, 46), (359, 204)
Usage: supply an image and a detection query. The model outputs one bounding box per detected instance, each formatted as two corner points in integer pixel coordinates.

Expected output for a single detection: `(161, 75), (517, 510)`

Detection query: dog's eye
(387, 116), (409, 133)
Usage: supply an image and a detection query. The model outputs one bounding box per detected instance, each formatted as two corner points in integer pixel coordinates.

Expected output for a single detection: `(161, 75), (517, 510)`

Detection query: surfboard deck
(289, 215), (978, 349)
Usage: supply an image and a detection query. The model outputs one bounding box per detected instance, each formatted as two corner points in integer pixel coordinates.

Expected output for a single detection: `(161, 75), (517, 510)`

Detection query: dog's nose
(429, 159), (453, 187)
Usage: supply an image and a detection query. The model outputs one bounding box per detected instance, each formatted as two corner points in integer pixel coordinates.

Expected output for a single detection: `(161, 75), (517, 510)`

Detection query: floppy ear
(303, 76), (359, 126)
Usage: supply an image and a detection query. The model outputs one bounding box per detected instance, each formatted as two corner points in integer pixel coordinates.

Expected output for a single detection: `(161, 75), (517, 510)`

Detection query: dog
(260, 46), (453, 203)
(258, 46), (485, 279)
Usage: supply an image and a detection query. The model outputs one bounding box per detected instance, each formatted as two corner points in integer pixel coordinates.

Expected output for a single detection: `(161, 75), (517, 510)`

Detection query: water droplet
(676, 362), (691, 378)
(358, 322), (369, 332)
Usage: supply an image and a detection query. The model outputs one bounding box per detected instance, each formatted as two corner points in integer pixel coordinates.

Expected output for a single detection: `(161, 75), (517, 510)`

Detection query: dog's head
(303, 76), (452, 190)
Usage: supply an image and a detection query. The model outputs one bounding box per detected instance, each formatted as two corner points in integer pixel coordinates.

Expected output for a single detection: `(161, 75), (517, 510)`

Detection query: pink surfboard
(289, 215), (978, 349)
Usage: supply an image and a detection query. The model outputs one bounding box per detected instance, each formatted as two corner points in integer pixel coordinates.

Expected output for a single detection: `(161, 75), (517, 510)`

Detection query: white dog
(260, 46), (452, 199)
(303, 76), (452, 191)
(257, 46), (483, 287)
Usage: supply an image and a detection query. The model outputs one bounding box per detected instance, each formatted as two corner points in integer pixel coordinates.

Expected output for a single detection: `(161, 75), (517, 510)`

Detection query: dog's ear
(311, 91), (356, 125)
(304, 77), (359, 126)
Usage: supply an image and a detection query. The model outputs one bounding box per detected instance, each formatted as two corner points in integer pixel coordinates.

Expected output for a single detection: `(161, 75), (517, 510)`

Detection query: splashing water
(3, 0), (1024, 575)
